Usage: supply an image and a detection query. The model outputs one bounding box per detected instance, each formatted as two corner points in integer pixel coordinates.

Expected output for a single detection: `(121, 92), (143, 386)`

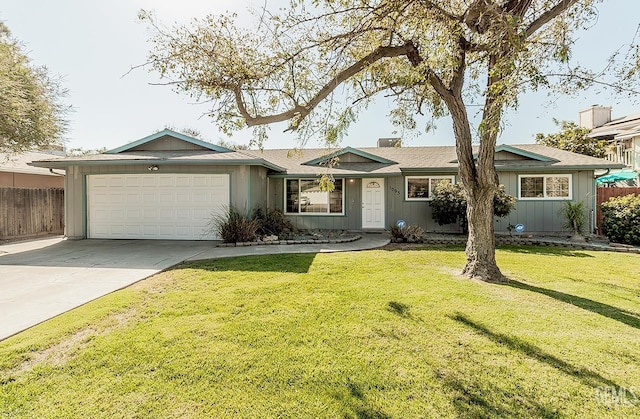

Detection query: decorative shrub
(559, 200), (586, 235)
(251, 206), (294, 237)
(430, 183), (516, 232)
(601, 194), (640, 245)
(390, 224), (425, 243)
(430, 183), (466, 226)
(210, 206), (259, 243)
(493, 185), (517, 218)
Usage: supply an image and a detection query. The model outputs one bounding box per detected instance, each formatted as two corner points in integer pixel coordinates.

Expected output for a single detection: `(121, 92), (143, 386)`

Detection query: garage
(87, 173), (229, 240)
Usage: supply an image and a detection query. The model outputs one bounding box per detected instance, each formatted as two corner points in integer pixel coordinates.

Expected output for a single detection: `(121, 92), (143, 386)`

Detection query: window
(518, 175), (572, 199)
(285, 178), (344, 214)
(405, 176), (454, 200)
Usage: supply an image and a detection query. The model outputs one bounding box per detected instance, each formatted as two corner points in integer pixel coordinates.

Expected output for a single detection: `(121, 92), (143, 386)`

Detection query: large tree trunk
(446, 92), (506, 283)
(462, 185), (506, 282)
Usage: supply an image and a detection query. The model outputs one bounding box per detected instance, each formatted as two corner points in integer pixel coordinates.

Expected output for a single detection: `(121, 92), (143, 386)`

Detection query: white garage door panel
(88, 174), (229, 240)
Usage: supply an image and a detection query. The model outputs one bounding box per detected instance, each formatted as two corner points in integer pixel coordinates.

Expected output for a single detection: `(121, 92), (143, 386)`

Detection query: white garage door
(87, 174), (229, 240)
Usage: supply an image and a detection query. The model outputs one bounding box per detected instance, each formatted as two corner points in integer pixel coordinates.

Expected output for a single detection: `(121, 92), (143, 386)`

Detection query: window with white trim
(518, 175), (572, 199)
(285, 178), (344, 214)
(405, 176), (455, 201)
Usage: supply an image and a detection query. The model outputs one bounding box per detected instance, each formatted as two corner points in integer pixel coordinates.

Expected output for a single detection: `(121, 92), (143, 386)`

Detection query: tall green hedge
(601, 194), (640, 245)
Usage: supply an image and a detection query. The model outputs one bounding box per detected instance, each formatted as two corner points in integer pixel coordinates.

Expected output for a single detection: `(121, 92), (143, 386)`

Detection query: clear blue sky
(2, 0), (639, 151)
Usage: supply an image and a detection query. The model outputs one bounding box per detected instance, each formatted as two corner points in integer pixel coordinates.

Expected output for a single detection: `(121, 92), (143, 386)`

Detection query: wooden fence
(596, 187), (640, 234)
(0, 188), (64, 241)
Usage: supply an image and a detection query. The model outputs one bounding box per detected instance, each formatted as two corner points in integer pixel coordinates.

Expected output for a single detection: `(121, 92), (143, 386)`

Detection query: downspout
(593, 168), (610, 181)
(49, 168), (65, 177)
(592, 170), (605, 235)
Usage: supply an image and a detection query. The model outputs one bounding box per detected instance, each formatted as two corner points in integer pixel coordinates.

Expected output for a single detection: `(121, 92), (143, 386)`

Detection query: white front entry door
(362, 178), (385, 229)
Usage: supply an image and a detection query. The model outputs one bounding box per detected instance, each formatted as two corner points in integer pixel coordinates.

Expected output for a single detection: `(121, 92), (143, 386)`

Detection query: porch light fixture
(147, 165), (159, 171)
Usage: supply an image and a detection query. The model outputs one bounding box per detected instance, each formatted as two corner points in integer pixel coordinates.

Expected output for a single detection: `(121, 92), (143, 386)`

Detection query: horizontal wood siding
(0, 188), (64, 240)
(0, 172), (64, 188)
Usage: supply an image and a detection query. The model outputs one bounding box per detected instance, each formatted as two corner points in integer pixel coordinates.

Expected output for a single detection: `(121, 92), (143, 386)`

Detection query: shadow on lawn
(452, 312), (620, 389)
(498, 246), (595, 258)
(442, 371), (562, 418)
(328, 380), (392, 419)
(506, 280), (640, 330)
(177, 253), (317, 274)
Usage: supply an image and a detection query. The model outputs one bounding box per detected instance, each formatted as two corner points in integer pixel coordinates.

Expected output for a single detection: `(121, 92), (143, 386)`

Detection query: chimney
(377, 137), (401, 147)
(579, 105), (611, 129)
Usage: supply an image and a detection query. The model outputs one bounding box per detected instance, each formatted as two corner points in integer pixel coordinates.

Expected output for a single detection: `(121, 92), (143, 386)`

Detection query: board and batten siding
(270, 170), (596, 233)
(386, 175), (461, 233)
(269, 176), (460, 232)
(64, 164), (259, 239)
(268, 177), (361, 231)
(495, 170), (596, 233)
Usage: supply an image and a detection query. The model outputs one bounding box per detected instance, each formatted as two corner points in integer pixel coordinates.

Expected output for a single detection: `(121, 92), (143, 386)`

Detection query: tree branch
(526, 0), (580, 37)
(234, 42), (423, 130)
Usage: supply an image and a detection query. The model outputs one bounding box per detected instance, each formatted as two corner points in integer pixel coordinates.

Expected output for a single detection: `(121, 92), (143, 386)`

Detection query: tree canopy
(535, 119), (608, 158)
(0, 21), (67, 155)
(142, 0), (639, 282)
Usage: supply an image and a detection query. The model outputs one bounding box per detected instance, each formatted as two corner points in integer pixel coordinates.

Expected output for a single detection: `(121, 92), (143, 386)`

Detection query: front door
(362, 178), (385, 229)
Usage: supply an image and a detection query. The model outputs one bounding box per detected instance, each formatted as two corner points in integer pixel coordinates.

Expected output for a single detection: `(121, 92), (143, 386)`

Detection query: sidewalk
(187, 233), (391, 261)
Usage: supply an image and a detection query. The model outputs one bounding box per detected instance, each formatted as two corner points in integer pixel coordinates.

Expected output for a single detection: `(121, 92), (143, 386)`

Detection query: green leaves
(0, 21), (67, 154)
(535, 119), (608, 158)
(601, 194), (640, 245)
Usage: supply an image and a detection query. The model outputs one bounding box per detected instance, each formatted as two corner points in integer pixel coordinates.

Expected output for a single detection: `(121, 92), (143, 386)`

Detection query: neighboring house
(1, 151), (65, 188)
(580, 105), (640, 173)
(29, 129), (623, 240)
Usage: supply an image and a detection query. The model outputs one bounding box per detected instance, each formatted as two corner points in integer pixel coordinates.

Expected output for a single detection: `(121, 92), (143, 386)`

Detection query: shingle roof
(29, 150), (286, 171)
(241, 144), (623, 175)
(1, 151), (66, 176)
(29, 143), (623, 174)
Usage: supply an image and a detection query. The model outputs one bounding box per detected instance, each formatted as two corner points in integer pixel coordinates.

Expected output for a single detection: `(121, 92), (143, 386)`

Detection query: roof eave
(28, 159), (286, 172)
(493, 164), (626, 171)
(106, 129), (234, 154)
(302, 146), (397, 166)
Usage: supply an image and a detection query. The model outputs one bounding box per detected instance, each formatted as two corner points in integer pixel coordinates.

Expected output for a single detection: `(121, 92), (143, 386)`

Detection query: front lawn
(1, 246), (639, 418)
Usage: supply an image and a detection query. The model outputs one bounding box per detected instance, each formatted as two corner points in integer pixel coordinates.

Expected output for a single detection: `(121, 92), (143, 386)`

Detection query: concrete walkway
(0, 234), (389, 341)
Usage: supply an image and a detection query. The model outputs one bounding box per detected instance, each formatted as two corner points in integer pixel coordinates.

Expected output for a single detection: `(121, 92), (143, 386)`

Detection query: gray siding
(66, 164), (598, 238)
(129, 136), (209, 151)
(268, 170), (596, 234)
(65, 164), (256, 239)
(495, 170), (596, 234)
(249, 166), (268, 210)
(385, 176), (460, 233)
(269, 177), (360, 231)
(269, 176), (459, 232)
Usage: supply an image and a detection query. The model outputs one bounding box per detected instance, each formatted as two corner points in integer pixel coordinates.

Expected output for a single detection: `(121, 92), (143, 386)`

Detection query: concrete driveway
(0, 237), (214, 341)
(0, 234), (390, 342)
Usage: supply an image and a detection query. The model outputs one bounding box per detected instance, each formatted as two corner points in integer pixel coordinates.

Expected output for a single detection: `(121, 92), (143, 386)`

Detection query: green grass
(1, 246), (640, 418)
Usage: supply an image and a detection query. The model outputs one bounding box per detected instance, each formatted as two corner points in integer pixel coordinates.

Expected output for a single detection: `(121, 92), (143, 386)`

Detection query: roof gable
(464, 145), (557, 163)
(302, 146), (396, 166)
(106, 129), (234, 154)
(494, 145), (557, 162)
